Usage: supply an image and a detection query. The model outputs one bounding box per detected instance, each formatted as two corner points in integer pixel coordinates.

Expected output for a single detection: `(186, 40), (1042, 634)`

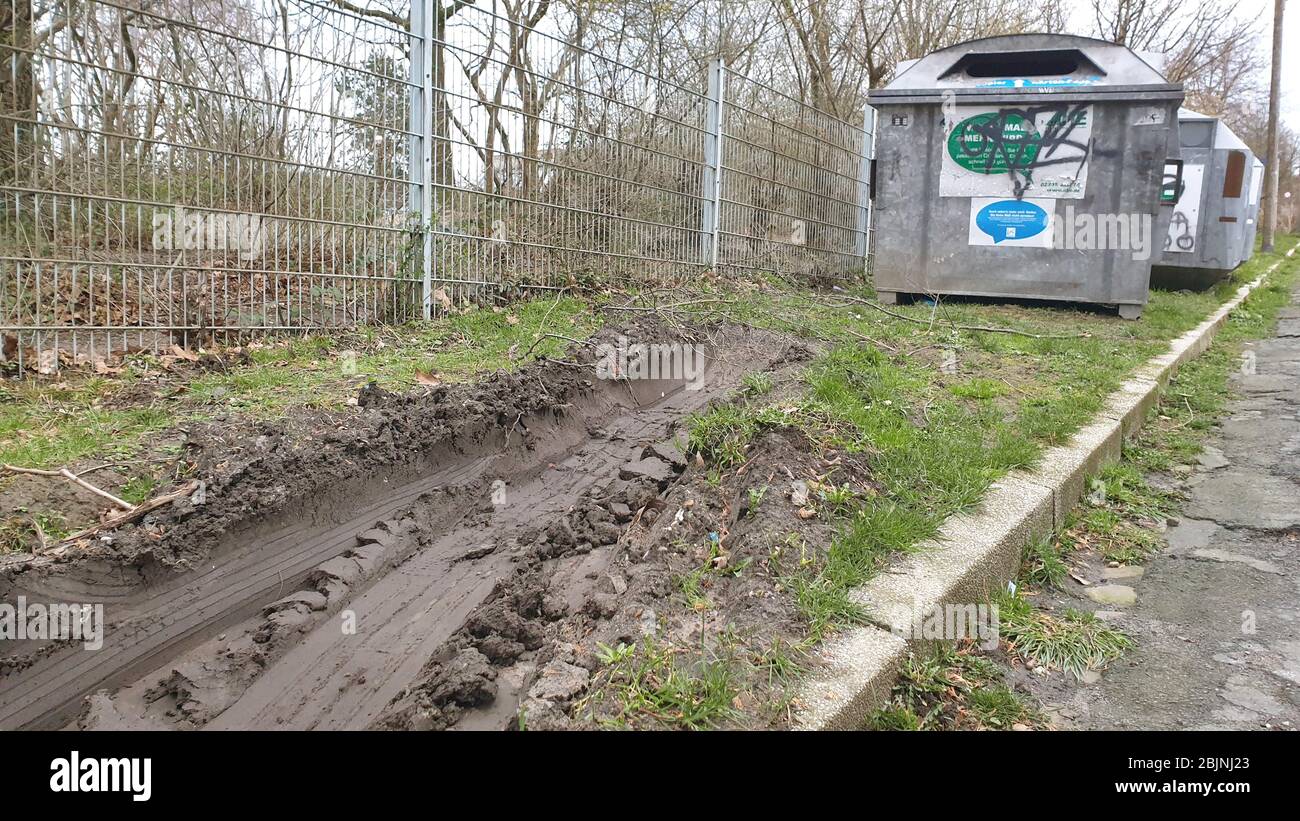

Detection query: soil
(3, 313), (867, 730)
(374, 424), (876, 731)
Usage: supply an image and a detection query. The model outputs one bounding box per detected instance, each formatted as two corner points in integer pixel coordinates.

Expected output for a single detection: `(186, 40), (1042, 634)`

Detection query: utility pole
(1262, 0), (1286, 252)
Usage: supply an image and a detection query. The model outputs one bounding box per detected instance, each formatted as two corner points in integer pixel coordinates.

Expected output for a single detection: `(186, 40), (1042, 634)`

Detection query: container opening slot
(941, 49), (1105, 80)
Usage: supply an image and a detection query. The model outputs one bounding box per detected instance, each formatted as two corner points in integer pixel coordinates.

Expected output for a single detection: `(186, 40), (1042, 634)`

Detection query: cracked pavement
(1048, 287), (1300, 730)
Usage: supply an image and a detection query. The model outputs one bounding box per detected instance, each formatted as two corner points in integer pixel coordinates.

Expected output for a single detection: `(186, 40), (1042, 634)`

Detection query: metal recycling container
(1152, 109), (1260, 290)
(867, 34), (1184, 319)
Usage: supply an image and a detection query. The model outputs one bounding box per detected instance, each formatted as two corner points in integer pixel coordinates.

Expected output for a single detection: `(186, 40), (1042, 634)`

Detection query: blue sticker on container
(976, 77), (1103, 88)
(975, 199), (1049, 244)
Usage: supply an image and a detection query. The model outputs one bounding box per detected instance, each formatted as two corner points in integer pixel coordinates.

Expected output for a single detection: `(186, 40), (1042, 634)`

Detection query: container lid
(868, 33), (1183, 105)
(1177, 108), (1251, 152)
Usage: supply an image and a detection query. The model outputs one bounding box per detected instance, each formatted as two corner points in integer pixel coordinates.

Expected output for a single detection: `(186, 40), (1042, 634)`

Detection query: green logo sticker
(947, 112), (1039, 174)
(947, 109), (1089, 176)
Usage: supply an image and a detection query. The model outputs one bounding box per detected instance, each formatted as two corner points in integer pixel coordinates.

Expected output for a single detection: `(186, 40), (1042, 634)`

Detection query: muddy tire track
(4, 320), (793, 730)
(202, 385), (714, 729)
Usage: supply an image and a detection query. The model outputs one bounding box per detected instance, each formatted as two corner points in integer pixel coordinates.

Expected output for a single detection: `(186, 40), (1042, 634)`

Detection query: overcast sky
(1066, 0), (1298, 130)
(1237, 0), (1297, 130)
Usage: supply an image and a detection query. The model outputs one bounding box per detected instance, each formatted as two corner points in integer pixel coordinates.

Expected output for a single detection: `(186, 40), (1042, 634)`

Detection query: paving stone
(1195, 446), (1230, 470)
(1085, 584), (1137, 606)
(1186, 472), (1300, 530)
(1190, 549), (1283, 575)
(1101, 565), (1145, 581)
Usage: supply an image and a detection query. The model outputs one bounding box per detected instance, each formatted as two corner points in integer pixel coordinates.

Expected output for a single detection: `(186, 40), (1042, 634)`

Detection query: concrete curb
(796, 247), (1298, 731)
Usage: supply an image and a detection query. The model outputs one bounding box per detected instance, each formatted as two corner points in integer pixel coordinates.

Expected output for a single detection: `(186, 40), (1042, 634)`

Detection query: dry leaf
(505, 314), (520, 325)
(432, 287), (453, 311)
(797, 506), (817, 519)
(415, 369), (441, 386)
(170, 344), (200, 362)
(36, 349), (58, 375)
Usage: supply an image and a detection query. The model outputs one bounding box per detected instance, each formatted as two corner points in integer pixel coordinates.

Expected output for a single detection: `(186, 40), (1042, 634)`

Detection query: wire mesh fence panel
(718, 69), (870, 280)
(430, 2), (712, 294)
(2, 0), (875, 375)
(1, 0), (419, 372)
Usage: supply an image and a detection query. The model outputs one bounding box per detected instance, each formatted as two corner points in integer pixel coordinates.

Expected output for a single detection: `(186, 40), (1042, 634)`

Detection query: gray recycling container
(867, 34), (1184, 318)
(1152, 109), (1260, 289)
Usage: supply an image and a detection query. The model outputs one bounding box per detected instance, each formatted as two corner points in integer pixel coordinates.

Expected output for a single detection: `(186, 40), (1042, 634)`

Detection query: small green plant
(1076, 508), (1162, 564)
(595, 641), (636, 665)
(756, 637), (807, 689)
(119, 474), (158, 505)
(967, 685), (1034, 729)
(0, 516), (34, 553)
(32, 511), (69, 540)
(868, 644), (1041, 730)
(870, 706), (924, 730)
(687, 404), (761, 468)
(581, 638), (740, 730)
(747, 484), (767, 515)
(816, 482), (856, 513)
(741, 372), (774, 396)
(1021, 535), (1069, 589)
(677, 566), (712, 612)
(948, 377), (1005, 400)
(996, 591), (1133, 678)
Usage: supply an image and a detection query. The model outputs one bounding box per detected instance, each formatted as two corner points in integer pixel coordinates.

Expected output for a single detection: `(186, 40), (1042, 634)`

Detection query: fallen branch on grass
(3, 463), (134, 510)
(4, 463), (201, 550)
(818, 294), (1092, 340)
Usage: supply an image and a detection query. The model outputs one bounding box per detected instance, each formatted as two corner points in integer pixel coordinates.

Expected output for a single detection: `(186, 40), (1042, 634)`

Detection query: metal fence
(2, 0), (876, 374)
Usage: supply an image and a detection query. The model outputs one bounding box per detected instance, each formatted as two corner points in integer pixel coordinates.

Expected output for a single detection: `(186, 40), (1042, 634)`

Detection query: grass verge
(0, 295), (599, 471)
(682, 236), (1299, 644)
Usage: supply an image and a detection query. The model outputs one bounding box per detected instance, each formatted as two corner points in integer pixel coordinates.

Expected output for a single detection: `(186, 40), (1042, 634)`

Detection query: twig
(539, 356), (595, 369)
(611, 297), (738, 313)
(844, 327), (899, 354)
(822, 294), (1090, 340)
(536, 288), (568, 332)
(521, 332), (595, 360)
(58, 481), (200, 545)
(3, 464), (134, 510)
(75, 457), (174, 477)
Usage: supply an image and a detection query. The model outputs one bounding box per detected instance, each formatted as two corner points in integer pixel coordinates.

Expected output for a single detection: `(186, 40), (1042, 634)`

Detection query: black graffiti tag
(953, 103), (1092, 198)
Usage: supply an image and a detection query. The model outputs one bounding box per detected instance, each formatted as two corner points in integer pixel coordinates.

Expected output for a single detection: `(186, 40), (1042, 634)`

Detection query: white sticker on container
(1165, 163), (1204, 254)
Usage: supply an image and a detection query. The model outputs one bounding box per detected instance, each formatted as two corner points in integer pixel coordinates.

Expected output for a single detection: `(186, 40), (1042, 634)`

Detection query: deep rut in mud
(1, 323), (794, 730)
(204, 386), (710, 730)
